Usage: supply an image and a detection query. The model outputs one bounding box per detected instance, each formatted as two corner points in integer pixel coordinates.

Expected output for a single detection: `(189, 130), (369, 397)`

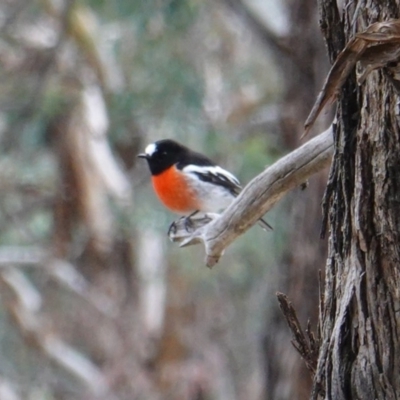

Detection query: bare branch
(276, 292), (320, 376)
(0, 246), (117, 317)
(169, 125), (334, 267)
(304, 19), (400, 134)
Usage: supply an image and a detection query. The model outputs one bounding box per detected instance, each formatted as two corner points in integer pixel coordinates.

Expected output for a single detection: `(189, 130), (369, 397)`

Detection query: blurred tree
(263, 2), (329, 398)
(0, 0), (282, 399)
(224, 0), (330, 398)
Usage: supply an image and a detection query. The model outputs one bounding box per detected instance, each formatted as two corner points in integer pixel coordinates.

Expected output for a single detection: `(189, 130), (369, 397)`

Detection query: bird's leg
(167, 220), (178, 237)
(187, 210), (199, 219)
(182, 210), (199, 231)
(258, 217), (273, 231)
(168, 213), (198, 236)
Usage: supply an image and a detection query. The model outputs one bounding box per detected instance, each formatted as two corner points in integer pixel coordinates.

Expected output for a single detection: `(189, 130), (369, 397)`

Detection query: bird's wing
(182, 165), (241, 196)
(183, 164), (273, 230)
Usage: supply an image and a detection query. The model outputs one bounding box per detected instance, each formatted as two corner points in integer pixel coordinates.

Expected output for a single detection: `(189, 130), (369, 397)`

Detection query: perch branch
(169, 125), (334, 267)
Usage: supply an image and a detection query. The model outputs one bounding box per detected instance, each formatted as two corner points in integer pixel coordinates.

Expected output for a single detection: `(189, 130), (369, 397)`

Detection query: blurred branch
(18, 0), (77, 117)
(136, 230), (167, 337)
(53, 83), (131, 256)
(169, 125), (334, 267)
(223, 0), (291, 57)
(0, 0), (29, 33)
(223, 0), (312, 80)
(43, 0), (109, 89)
(0, 268), (112, 397)
(276, 292), (320, 376)
(46, 259), (119, 317)
(0, 246), (45, 265)
(0, 246), (117, 317)
(0, 377), (20, 400)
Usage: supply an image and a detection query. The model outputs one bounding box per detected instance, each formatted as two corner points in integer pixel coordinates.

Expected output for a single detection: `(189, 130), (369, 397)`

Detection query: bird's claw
(182, 216), (195, 232)
(168, 216), (195, 237)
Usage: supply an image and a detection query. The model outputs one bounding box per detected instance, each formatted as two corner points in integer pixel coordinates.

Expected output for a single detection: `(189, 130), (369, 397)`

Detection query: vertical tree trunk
(314, 1), (400, 398)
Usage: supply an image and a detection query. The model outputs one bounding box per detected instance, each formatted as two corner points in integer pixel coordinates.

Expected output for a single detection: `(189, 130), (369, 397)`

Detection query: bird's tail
(258, 217), (273, 231)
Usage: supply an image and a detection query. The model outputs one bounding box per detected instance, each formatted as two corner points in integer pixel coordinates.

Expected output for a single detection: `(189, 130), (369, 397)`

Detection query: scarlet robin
(138, 139), (271, 230)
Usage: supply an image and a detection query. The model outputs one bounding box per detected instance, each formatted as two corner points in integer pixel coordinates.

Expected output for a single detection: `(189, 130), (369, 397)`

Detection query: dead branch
(0, 246), (117, 317)
(304, 19), (400, 134)
(169, 125), (333, 267)
(276, 292), (320, 376)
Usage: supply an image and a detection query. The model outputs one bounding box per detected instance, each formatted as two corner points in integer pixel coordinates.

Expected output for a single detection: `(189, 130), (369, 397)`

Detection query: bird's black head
(137, 139), (189, 175)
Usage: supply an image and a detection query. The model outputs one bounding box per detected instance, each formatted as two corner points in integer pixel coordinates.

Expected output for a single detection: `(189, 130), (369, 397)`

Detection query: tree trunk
(314, 1), (400, 398)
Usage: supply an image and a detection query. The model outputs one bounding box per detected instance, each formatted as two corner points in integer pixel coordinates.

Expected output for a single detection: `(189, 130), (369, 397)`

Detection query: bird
(137, 139), (272, 230)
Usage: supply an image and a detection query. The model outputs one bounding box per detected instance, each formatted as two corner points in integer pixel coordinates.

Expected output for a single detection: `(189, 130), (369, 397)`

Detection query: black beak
(137, 153), (148, 159)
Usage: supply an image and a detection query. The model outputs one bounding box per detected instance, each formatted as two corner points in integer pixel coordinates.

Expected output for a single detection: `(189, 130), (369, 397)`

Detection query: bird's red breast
(151, 165), (200, 213)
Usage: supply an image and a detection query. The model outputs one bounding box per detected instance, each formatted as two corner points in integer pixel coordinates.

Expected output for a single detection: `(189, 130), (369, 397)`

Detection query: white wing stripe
(182, 165), (240, 186)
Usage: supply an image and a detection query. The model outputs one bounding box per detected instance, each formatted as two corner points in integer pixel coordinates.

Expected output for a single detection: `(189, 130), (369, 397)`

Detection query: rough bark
(314, 1), (400, 398)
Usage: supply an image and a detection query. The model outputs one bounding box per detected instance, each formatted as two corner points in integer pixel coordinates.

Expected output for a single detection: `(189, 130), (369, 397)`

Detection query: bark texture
(314, 1), (400, 398)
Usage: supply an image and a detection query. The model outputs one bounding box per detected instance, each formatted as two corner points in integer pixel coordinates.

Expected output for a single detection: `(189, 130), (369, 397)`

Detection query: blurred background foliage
(0, 0), (328, 399)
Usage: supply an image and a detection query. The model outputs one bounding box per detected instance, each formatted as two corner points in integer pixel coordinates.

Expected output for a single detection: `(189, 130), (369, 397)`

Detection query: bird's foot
(168, 215), (195, 236)
(167, 220), (178, 237)
(182, 215), (195, 232)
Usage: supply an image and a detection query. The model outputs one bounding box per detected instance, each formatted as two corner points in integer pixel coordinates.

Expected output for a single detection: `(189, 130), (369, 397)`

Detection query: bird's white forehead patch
(145, 143), (157, 156)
